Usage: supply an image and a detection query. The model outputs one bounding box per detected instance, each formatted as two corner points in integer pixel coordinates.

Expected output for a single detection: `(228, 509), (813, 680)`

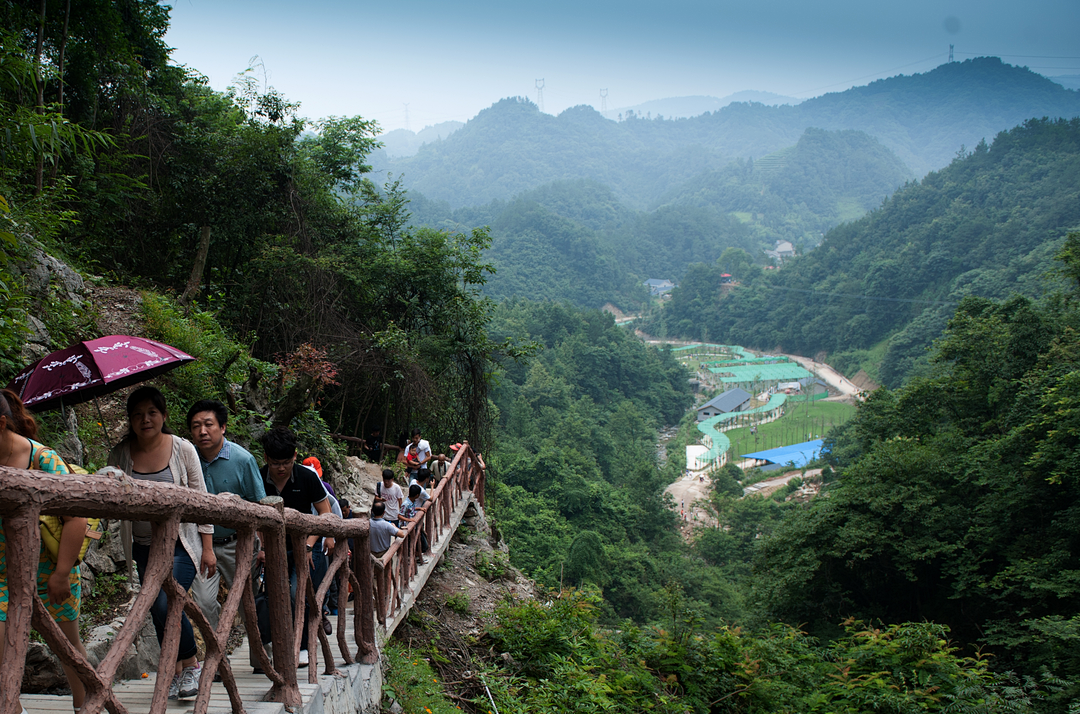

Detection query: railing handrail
(371, 445), (486, 630)
(0, 468), (373, 541)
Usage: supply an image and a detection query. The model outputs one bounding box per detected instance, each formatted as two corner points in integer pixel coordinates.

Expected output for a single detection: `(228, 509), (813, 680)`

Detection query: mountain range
(600, 91), (800, 121)
(373, 58), (1080, 210)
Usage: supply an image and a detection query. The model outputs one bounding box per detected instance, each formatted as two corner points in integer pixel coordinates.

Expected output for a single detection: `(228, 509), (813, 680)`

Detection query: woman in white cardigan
(107, 386), (215, 701)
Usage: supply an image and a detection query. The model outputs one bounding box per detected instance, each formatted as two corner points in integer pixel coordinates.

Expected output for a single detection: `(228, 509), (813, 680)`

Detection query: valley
(2, 5), (1080, 709)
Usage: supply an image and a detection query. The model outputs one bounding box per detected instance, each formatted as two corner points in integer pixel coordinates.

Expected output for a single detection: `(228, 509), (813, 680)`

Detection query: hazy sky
(164, 0), (1080, 134)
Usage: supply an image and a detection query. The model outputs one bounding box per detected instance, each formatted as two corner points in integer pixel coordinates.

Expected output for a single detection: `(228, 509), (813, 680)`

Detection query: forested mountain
(378, 58), (1080, 209)
(486, 301), (717, 622)
(406, 128), (912, 308)
(755, 240), (1080, 684)
(379, 97), (731, 209)
(653, 117), (1080, 386)
(657, 127), (913, 243)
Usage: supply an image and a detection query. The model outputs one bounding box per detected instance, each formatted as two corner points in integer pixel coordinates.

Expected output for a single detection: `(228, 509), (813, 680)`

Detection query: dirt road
(664, 469), (716, 530)
(781, 352), (862, 400)
(744, 468), (821, 497)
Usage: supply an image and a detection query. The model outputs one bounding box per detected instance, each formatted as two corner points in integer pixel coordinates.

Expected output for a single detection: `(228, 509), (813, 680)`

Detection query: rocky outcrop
(12, 243), (86, 364)
(332, 456), (384, 515)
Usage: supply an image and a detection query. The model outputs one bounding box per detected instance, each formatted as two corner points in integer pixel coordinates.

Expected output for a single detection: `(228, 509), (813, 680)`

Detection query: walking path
(21, 608), (377, 714)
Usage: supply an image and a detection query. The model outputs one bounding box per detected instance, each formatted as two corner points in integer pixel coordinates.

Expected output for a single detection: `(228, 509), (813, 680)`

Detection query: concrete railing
(373, 444), (485, 629)
(0, 466), (378, 714)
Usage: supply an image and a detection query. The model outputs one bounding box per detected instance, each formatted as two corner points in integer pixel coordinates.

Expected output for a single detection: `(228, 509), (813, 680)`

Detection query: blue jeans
(133, 541), (198, 662)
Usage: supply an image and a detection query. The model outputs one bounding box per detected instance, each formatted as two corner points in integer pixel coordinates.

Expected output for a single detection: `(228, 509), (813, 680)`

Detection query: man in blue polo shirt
(188, 400), (266, 632)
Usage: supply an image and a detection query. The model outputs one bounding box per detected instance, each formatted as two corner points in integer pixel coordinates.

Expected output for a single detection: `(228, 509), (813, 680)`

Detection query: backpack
(30, 444), (104, 565)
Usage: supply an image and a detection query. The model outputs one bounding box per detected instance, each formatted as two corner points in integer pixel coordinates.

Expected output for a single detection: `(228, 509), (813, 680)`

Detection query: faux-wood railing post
(354, 525), (377, 664)
(151, 519), (186, 713)
(424, 502), (434, 555)
(0, 506), (39, 714)
(260, 497), (301, 707)
(475, 453), (486, 508)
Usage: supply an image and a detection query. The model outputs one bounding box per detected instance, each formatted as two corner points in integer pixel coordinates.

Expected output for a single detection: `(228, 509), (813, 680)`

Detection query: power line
(757, 283), (956, 306)
(956, 52), (1080, 60)
(790, 53), (946, 97)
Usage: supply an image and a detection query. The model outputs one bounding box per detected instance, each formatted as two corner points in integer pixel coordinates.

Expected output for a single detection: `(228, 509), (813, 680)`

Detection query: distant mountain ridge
(602, 91), (800, 121)
(376, 120), (464, 158)
(376, 58), (1080, 209)
(1048, 75), (1080, 91)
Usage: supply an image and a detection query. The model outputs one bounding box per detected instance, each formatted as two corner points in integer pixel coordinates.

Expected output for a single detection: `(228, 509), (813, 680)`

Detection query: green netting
(694, 393), (788, 467)
(703, 356), (789, 367)
(708, 363), (811, 382)
(669, 343), (755, 360)
(785, 391), (830, 402)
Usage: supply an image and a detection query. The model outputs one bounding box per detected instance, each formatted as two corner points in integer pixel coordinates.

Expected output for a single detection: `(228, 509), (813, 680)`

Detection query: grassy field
(726, 400), (856, 458)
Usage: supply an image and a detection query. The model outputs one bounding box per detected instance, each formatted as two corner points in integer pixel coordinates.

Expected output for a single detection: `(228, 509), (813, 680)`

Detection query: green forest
(0, 1), (511, 454)
(407, 127), (914, 309)
(652, 117), (1080, 386)
(2, 1), (1080, 712)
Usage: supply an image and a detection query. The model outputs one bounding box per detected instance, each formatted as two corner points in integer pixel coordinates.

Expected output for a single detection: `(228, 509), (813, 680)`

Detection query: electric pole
(535, 79), (545, 112)
(600, 88), (608, 114)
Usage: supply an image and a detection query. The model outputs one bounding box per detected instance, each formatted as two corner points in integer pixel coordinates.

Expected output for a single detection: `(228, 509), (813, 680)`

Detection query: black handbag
(253, 564), (273, 644)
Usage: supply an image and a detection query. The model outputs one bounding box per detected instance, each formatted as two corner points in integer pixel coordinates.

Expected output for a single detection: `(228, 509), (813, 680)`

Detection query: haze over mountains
(375, 92), (800, 159)
(600, 91), (800, 122)
(374, 58), (1080, 210)
(377, 120), (464, 158)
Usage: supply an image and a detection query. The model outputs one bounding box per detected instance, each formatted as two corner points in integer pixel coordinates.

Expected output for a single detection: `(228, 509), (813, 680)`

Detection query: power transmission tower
(949, 44), (954, 62)
(600, 89), (608, 114)
(535, 79), (545, 112)
(404, 103), (411, 132)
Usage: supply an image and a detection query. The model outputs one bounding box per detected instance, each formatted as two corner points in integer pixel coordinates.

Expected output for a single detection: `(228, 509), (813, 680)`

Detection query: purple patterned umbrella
(7, 335), (195, 413)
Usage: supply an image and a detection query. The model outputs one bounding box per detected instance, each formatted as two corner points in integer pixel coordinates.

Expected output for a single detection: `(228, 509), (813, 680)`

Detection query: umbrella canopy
(7, 335), (196, 413)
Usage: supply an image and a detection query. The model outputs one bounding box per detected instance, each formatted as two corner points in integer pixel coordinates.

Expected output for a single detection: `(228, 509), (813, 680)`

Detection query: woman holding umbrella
(107, 386), (215, 701)
(0, 389), (89, 714)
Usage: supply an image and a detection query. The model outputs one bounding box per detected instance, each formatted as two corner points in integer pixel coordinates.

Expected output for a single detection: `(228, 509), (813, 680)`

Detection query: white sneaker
(167, 673), (181, 700)
(298, 649), (309, 668)
(178, 664), (201, 699)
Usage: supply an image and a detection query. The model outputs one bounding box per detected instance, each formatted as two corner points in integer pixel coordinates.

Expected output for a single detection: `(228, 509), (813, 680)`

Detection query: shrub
(445, 591), (470, 614)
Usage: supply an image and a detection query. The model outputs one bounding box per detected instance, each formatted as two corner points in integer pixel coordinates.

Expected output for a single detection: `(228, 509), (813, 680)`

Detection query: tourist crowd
(0, 386), (449, 710)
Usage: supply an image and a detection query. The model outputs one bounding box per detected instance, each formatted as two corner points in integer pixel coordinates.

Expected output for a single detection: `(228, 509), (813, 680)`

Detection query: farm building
(696, 388), (752, 422)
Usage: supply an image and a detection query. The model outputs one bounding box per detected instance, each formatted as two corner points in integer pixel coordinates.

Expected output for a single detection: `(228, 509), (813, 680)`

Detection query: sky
(164, 0), (1080, 134)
